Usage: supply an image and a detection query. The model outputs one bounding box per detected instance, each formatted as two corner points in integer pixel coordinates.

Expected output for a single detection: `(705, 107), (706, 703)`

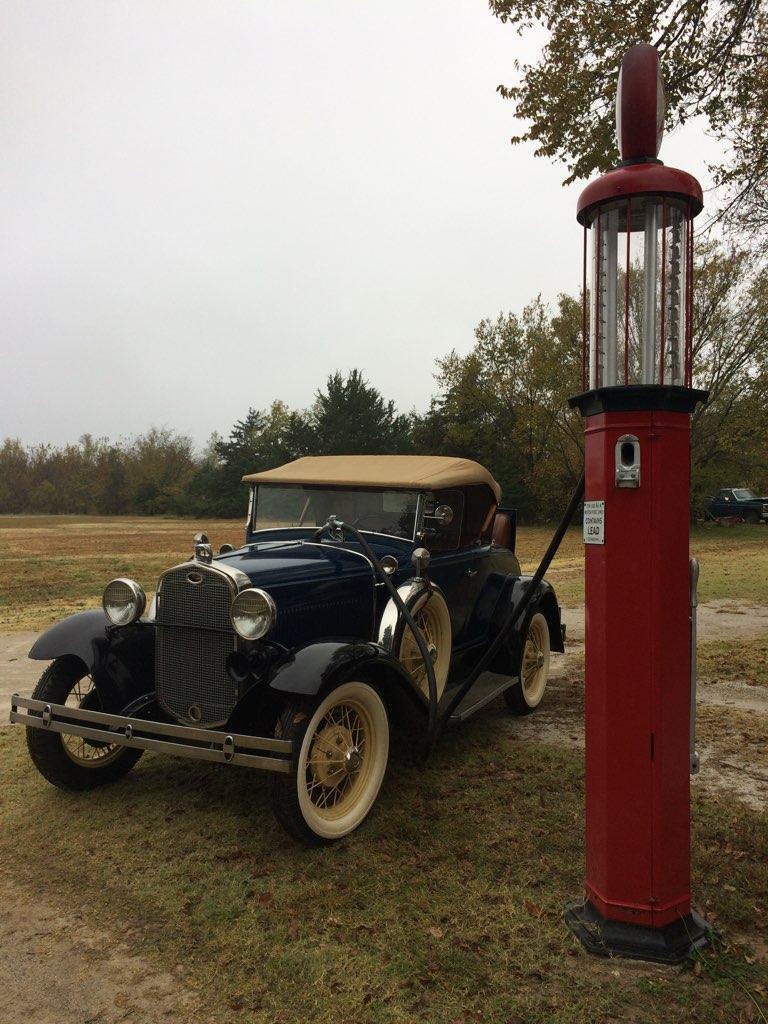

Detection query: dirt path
(560, 599), (768, 650)
(0, 881), (199, 1024)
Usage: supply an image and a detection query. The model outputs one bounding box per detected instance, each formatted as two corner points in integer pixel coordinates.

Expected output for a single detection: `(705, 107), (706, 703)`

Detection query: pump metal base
(564, 899), (713, 965)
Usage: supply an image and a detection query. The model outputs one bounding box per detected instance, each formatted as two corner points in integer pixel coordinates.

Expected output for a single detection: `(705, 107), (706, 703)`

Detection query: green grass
(0, 711), (766, 1024)
(0, 515), (242, 630)
(516, 522), (768, 607)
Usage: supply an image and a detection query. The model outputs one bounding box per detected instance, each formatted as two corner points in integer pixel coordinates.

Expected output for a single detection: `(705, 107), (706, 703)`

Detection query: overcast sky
(2, 2), (720, 448)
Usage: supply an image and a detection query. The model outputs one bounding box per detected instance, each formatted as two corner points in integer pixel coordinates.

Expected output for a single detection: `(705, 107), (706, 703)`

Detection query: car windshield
(252, 485), (420, 539)
(733, 488), (757, 500)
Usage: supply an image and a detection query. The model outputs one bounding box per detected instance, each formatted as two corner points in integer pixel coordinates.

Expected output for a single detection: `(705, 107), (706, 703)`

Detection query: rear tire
(505, 611), (550, 716)
(26, 657), (142, 791)
(270, 679), (389, 844)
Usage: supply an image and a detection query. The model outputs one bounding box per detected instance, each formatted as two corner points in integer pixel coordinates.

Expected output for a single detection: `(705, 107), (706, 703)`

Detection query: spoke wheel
(26, 656), (142, 791)
(60, 675), (124, 768)
(397, 591), (451, 701)
(305, 699), (374, 818)
(505, 611), (550, 716)
(270, 681), (389, 843)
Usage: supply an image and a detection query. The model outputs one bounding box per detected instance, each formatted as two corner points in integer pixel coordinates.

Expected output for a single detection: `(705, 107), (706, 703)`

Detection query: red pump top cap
(616, 43), (664, 161)
(577, 163), (703, 224)
(576, 44), (704, 224)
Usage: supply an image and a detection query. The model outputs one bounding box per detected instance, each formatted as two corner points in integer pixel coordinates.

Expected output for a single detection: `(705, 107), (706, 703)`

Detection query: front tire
(270, 680), (389, 844)
(26, 657), (142, 791)
(505, 611), (550, 715)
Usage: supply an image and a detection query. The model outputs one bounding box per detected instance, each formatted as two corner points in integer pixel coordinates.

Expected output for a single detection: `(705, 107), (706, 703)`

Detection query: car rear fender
(508, 577), (565, 653)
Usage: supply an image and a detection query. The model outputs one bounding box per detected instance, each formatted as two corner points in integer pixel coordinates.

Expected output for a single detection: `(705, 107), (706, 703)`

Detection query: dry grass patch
(699, 635), (768, 688)
(517, 522), (768, 607)
(0, 515), (242, 630)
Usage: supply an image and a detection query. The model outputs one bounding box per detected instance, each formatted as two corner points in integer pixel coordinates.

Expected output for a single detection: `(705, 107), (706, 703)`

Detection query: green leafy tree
(308, 370), (413, 456)
(431, 296), (581, 517)
(491, 1), (768, 246)
(0, 439), (30, 513)
(691, 241), (768, 507)
(208, 402), (312, 515)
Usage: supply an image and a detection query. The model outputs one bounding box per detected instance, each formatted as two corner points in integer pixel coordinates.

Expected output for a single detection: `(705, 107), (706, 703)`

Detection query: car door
(712, 489), (734, 517)
(428, 544), (490, 646)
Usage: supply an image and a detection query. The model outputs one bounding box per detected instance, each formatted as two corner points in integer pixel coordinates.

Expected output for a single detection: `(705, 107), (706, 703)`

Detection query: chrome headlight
(103, 578), (146, 626)
(230, 588), (276, 640)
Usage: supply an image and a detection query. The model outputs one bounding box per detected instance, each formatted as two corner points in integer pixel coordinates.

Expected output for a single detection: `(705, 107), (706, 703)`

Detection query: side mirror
(423, 505), (454, 527)
(434, 504), (454, 525)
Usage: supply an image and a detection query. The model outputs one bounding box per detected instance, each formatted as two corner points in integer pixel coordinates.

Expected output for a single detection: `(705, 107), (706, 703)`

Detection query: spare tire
(379, 583), (452, 701)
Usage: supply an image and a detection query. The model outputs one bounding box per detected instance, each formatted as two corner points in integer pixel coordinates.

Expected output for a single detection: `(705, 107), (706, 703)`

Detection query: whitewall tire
(270, 680), (389, 843)
(505, 611), (550, 715)
(396, 589), (452, 702)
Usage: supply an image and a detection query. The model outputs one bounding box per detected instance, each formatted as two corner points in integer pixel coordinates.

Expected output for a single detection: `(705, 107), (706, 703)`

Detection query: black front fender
(227, 640), (425, 734)
(267, 640), (418, 698)
(28, 611), (155, 713)
(29, 609), (110, 668)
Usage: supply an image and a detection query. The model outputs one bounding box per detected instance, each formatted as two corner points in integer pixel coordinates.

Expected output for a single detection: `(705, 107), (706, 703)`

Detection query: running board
(446, 673), (518, 723)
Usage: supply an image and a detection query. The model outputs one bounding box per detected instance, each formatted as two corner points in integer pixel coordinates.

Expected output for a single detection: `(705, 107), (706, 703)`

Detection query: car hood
(215, 540), (374, 590)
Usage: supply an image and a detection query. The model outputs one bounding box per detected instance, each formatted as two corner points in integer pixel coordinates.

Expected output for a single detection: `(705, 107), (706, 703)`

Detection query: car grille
(155, 564), (238, 727)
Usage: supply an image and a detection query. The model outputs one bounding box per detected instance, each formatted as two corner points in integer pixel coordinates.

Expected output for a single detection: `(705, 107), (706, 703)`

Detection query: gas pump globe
(584, 192), (695, 390)
(564, 44), (712, 964)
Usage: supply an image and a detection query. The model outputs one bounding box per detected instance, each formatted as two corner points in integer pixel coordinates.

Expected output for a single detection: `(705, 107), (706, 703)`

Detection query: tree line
(3, 241), (767, 522)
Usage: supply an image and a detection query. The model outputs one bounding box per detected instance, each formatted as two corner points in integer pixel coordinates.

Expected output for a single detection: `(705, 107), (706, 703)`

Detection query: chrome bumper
(9, 694), (292, 774)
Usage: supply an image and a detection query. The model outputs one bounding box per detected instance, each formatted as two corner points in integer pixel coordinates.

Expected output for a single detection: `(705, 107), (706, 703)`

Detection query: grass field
(515, 522), (768, 607)
(0, 514), (766, 1022)
(1, 515), (766, 630)
(1, 705), (766, 1024)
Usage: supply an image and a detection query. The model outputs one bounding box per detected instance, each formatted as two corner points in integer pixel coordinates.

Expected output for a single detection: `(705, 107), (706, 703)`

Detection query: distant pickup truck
(707, 488), (768, 524)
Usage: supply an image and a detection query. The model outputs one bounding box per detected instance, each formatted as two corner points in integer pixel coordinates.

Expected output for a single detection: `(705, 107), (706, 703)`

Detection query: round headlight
(230, 588), (276, 640)
(103, 578), (146, 626)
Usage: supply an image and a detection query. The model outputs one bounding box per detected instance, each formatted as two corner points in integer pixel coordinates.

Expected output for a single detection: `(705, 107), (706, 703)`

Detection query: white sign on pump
(583, 501), (605, 545)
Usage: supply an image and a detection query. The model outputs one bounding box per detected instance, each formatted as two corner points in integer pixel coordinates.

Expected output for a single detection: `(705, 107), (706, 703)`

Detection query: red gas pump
(564, 44), (712, 963)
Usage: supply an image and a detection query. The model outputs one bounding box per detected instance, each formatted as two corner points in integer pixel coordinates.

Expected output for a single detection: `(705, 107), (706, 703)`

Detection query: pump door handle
(690, 557), (700, 775)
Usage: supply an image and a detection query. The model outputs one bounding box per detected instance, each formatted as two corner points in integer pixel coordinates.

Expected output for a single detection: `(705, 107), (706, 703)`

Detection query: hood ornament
(194, 532), (213, 564)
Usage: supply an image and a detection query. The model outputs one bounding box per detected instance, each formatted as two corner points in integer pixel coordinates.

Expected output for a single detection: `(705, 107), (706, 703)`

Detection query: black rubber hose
(312, 519), (440, 748)
(314, 469), (584, 756)
(437, 471), (585, 734)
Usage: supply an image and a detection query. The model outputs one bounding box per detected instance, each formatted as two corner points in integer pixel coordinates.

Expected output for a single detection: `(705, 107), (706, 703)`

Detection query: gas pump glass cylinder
(586, 197), (692, 389)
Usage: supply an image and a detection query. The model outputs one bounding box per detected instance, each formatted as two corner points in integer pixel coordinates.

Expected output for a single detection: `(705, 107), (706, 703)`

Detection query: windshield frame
(249, 483), (424, 542)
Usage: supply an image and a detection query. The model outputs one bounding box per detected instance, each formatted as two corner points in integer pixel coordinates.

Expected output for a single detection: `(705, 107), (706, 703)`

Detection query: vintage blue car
(11, 455), (563, 843)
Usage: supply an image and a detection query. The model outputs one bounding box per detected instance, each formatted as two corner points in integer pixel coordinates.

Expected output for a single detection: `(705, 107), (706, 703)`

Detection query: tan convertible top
(242, 455), (501, 501)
